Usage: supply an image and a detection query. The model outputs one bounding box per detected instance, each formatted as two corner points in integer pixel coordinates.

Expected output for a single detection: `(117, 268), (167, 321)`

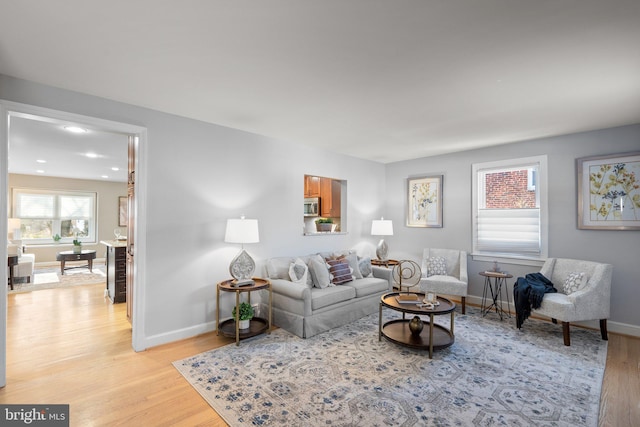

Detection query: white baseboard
(142, 320), (217, 350)
(464, 295), (640, 338)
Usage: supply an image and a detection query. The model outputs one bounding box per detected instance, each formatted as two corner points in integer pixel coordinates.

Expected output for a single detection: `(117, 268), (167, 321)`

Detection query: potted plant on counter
(232, 302), (254, 330)
(315, 217), (334, 232)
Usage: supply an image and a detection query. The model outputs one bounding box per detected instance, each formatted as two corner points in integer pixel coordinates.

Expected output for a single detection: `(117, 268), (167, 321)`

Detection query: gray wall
(1, 74), (387, 348)
(385, 124), (640, 329)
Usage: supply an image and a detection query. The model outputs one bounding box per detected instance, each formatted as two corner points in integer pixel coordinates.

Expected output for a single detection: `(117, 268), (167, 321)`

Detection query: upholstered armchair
(534, 258), (612, 346)
(7, 241), (35, 284)
(419, 248), (468, 314)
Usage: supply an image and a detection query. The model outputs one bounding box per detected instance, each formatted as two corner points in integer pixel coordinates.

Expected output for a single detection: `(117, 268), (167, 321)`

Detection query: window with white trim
(472, 155), (548, 264)
(12, 188), (97, 244)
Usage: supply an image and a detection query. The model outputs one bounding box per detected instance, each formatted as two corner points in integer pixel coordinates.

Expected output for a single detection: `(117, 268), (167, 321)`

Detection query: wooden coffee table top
(381, 292), (456, 315)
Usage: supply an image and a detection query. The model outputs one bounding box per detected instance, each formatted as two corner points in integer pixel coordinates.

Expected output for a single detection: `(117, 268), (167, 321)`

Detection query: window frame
(12, 188), (98, 245)
(471, 155), (548, 267)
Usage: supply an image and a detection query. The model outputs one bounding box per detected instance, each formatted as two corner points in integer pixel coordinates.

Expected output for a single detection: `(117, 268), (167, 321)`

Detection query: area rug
(173, 307), (607, 426)
(9, 265), (106, 293)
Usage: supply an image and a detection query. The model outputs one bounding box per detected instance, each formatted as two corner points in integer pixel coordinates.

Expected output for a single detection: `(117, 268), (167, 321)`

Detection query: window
(472, 155), (548, 265)
(12, 188), (97, 244)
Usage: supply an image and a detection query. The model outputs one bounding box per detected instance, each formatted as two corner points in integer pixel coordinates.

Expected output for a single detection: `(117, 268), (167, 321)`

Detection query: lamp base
(232, 278), (255, 287)
(376, 239), (389, 261)
(229, 249), (256, 285)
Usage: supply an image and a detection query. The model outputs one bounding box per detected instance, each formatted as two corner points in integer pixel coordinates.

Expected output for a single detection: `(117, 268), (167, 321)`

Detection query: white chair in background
(419, 248), (468, 314)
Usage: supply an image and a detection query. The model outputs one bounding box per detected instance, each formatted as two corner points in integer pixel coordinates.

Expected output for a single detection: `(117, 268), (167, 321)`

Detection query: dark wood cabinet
(103, 241), (127, 303)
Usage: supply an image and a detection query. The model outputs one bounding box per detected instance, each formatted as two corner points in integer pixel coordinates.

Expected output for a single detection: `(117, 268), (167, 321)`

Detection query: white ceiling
(1, 0), (639, 168)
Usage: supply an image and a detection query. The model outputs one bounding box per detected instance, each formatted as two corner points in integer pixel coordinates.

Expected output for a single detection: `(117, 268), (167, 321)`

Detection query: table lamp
(371, 218), (393, 261)
(225, 216), (260, 286)
(8, 218), (21, 241)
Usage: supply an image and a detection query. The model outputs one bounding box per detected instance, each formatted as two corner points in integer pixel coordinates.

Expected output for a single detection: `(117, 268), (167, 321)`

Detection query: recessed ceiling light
(111, 167), (120, 171)
(85, 152), (98, 158)
(101, 175), (109, 179)
(36, 170), (45, 174)
(64, 126), (88, 133)
(36, 159), (47, 163)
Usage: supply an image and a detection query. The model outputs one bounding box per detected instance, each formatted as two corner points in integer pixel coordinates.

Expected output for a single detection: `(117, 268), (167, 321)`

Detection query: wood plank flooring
(0, 283), (638, 426)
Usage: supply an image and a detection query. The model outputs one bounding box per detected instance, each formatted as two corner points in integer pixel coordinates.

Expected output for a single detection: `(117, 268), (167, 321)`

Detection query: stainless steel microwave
(304, 197), (320, 217)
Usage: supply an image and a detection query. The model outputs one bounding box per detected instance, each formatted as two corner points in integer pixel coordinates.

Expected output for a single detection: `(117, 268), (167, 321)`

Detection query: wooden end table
(479, 271), (513, 320)
(371, 259), (399, 268)
(379, 292), (455, 358)
(216, 278), (272, 346)
(56, 250), (97, 275)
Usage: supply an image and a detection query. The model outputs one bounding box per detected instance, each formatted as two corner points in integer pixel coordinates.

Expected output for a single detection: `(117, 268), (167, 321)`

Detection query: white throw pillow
(266, 257), (294, 279)
(288, 258), (309, 286)
(427, 256), (447, 277)
(309, 257), (331, 289)
(563, 272), (587, 294)
(341, 253), (363, 279)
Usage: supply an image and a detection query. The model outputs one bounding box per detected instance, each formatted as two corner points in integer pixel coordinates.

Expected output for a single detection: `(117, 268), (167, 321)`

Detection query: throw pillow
(309, 257), (331, 289)
(340, 253), (363, 279)
(266, 257), (294, 279)
(427, 256), (447, 277)
(563, 272), (586, 294)
(288, 258), (309, 286)
(358, 257), (372, 277)
(326, 258), (353, 285)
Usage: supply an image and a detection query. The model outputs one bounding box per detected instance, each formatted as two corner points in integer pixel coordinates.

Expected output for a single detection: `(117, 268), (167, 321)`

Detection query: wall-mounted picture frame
(406, 175), (443, 228)
(577, 151), (640, 230)
(118, 196), (128, 227)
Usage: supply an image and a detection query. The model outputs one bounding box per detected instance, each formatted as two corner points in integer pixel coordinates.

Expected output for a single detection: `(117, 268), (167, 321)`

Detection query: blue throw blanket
(513, 272), (557, 328)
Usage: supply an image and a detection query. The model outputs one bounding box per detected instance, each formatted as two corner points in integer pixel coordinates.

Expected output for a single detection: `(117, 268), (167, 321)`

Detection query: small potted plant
(315, 217), (334, 232)
(53, 234), (61, 243)
(232, 302), (254, 329)
(72, 239), (82, 253)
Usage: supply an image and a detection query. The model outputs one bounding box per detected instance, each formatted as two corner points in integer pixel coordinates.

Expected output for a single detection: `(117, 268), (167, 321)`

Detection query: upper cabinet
(320, 177), (341, 218)
(304, 175), (321, 198)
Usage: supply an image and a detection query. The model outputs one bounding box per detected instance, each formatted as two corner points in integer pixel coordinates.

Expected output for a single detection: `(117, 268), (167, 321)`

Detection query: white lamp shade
(225, 218), (259, 244)
(371, 219), (393, 236)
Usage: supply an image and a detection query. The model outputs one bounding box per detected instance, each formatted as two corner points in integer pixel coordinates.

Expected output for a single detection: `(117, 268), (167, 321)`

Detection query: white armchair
(7, 241), (35, 284)
(419, 248), (468, 314)
(534, 258), (612, 346)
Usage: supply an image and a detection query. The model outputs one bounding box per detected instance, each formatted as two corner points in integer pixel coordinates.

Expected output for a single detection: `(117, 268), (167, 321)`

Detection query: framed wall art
(577, 151), (640, 230)
(118, 196), (128, 227)
(406, 175), (443, 228)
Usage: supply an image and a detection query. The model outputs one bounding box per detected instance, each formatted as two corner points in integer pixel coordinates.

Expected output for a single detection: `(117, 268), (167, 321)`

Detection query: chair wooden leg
(600, 319), (608, 341)
(461, 297), (466, 314)
(562, 322), (570, 346)
(551, 318), (557, 324)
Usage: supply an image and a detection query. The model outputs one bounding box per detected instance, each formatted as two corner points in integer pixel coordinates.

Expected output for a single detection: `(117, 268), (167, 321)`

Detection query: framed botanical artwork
(406, 175), (443, 227)
(118, 196), (128, 227)
(577, 152), (640, 230)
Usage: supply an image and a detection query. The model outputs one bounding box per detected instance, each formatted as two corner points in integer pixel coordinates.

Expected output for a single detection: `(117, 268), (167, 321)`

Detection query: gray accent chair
(535, 258), (613, 346)
(419, 248), (468, 314)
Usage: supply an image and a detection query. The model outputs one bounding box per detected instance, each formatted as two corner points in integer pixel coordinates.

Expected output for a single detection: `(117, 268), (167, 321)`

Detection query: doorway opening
(1, 101), (148, 386)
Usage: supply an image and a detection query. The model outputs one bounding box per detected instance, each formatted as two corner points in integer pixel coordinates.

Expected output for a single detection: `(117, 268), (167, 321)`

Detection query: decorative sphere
(409, 316), (424, 335)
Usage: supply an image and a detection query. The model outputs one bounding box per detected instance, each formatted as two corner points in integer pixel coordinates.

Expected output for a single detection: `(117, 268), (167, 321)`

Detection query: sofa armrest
(372, 266), (393, 291)
(270, 279), (311, 300)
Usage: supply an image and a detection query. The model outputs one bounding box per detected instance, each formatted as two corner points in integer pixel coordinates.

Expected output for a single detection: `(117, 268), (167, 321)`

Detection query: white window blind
(476, 208), (541, 255)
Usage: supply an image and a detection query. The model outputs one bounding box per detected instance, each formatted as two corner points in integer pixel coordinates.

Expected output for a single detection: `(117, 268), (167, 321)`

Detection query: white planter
(239, 319), (251, 330)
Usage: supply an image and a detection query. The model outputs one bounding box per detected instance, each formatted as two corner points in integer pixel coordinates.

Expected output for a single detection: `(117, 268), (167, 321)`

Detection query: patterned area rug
(173, 307), (607, 426)
(9, 265), (106, 293)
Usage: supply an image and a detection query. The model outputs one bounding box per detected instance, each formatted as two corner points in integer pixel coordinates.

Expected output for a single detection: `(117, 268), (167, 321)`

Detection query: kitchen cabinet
(304, 175), (321, 197)
(320, 177), (341, 218)
(102, 240), (127, 303)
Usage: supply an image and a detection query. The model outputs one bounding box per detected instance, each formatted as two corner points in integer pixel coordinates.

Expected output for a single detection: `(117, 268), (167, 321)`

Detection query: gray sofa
(260, 251), (392, 338)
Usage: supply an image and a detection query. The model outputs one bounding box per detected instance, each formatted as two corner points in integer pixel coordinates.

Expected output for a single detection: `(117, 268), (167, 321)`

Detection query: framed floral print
(577, 152), (640, 230)
(407, 175), (443, 228)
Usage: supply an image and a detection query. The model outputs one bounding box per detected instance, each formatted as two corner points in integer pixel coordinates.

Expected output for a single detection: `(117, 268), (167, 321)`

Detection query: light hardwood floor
(0, 283), (638, 426)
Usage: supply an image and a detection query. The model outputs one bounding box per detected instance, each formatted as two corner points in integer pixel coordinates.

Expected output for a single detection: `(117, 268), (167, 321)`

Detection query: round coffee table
(379, 292), (455, 358)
